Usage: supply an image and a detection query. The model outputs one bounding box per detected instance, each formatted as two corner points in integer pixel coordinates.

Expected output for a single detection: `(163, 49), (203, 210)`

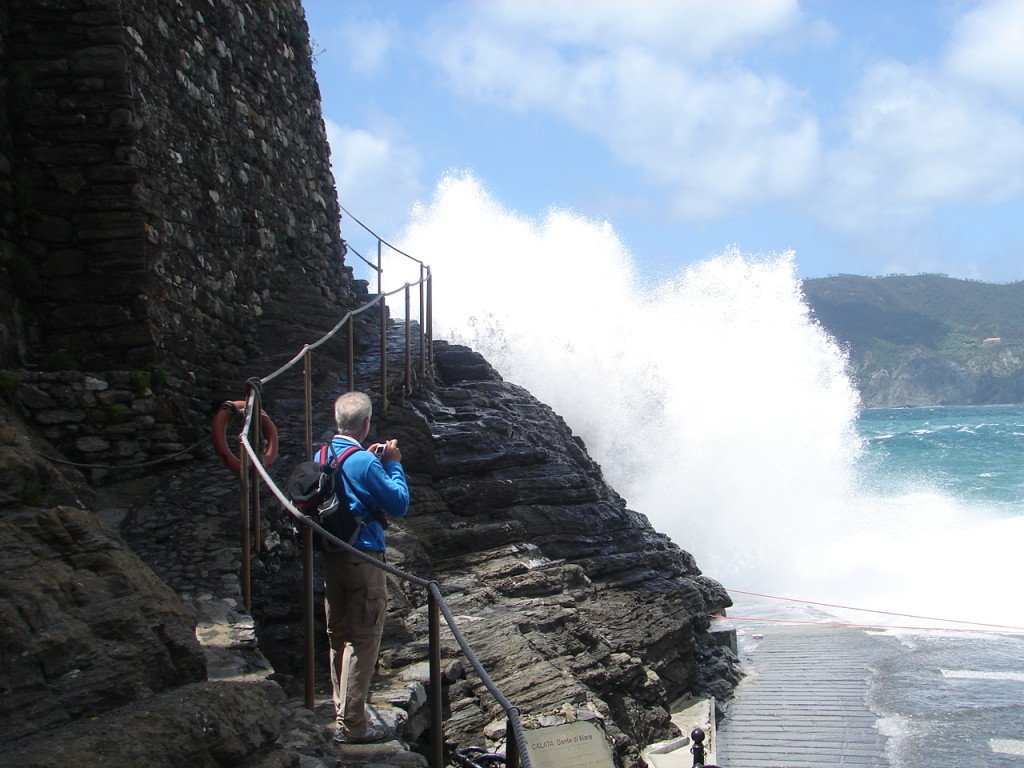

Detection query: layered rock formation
(254, 340), (737, 767)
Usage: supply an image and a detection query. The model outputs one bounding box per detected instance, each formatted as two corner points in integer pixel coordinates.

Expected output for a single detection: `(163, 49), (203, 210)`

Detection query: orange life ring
(211, 400), (279, 476)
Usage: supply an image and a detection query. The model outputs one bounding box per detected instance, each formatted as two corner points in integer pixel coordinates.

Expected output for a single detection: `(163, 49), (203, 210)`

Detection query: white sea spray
(386, 171), (1024, 631)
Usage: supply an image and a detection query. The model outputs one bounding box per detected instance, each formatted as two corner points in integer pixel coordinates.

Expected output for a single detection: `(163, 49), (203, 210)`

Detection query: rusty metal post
(690, 728), (707, 767)
(250, 392), (262, 555)
(426, 268), (434, 370)
(303, 348), (313, 459)
(376, 238), (382, 295)
(506, 720), (520, 768)
(303, 527), (315, 711)
(380, 296), (388, 412)
(419, 265), (426, 379)
(302, 348), (316, 711)
(428, 590), (444, 768)
(347, 319), (355, 393)
(239, 436), (252, 613)
(405, 283), (412, 394)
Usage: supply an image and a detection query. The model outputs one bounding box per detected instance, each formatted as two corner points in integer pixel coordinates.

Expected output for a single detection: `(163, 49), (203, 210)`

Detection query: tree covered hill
(801, 274), (1024, 408)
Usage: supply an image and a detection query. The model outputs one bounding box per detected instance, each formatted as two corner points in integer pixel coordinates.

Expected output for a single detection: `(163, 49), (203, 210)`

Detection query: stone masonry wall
(2, 0), (352, 476)
(1, 2), (28, 368)
(11, 369), (186, 483)
(121, 0), (350, 395)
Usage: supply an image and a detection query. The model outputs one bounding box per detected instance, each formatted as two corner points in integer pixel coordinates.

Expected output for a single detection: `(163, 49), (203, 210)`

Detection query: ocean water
(858, 405), (1024, 510)
(853, 406), (1024, 768)
(386, 173), (1023, 764)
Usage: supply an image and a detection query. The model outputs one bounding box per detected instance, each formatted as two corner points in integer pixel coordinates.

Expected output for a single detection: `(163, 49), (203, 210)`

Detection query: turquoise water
(857, 405), (1024, 510)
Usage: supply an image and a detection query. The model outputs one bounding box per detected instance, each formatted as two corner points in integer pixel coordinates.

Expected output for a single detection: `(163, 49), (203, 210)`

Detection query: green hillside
(801, 274), (1024, 407)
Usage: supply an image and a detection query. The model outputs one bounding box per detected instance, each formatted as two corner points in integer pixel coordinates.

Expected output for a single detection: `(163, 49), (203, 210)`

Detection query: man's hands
(369, 439), (401, 463)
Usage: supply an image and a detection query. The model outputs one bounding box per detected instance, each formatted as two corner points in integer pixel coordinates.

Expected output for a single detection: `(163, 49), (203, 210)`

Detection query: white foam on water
(991, 739), (1024, 756)
(941, 669), (1024, 682)
(391, 172), (1024, 632)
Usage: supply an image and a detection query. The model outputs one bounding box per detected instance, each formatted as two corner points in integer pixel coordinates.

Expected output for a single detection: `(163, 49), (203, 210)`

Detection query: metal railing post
(376, 238), (382, 295)
(380, 295), (388, 412)
(250, 392), (262, 555)
(303, 528), (315, 711)
(691, 728), (707, 767)
(429, 590), (444, 768)
(303, 348), (313, 459)
(405, 283), (412, 394)
(302, 348), (316, 711)
(506, 718), (520, 768)
(347, 318), (355, 393)
(239, 439), (252, 613)
(419, 265), (426, 379)
(427, 267), (434, 371)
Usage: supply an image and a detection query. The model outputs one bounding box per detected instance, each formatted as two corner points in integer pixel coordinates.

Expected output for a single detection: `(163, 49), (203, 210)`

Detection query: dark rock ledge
(0, 336), (738, 768)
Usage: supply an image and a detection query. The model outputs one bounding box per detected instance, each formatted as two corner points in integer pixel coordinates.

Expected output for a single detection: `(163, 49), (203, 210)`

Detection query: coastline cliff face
(0, 338), (737, 767)
(803, 275), (1024, 408)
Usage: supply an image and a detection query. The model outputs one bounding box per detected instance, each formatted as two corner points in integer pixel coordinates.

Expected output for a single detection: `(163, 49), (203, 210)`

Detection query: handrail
(343, 239), (380, 272)
(260, 287), (401, 387)
(340, 202), (424, 266)
(225, 210), (530, 768)
(239, 382), (532, 768)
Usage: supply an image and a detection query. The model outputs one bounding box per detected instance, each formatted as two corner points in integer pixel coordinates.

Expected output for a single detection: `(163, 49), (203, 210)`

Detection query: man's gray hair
(334, 391), (372, 435)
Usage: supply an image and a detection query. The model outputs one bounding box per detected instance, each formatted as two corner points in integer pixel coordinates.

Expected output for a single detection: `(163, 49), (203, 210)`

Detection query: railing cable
(725, 587), (1024, 632)
(225, 210), (527, 767)
(344, 239), (380, 272)
(340, 202), (423, 266)
(240, 415), (531, 767)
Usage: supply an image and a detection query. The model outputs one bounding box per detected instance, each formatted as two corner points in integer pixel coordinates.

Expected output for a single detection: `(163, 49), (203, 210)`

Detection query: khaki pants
(321, 549), (387, 733)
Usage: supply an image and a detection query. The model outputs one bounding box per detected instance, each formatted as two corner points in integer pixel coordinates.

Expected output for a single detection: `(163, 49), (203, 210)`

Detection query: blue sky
(302, 0), (1024, 284)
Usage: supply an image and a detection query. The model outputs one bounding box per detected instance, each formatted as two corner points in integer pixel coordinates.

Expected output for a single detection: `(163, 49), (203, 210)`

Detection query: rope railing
(222, 212), (530, 768)
(343, 240), (381, 272)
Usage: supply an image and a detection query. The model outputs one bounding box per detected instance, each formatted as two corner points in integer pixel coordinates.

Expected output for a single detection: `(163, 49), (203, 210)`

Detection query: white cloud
(323, 119), (423, 238)
(943, 0), (1024, 106)
(473, 0), (812, 62)
(822, 60), (1024, 232)
(429, 2), (824, 220)
(422, 0), (1022, 261)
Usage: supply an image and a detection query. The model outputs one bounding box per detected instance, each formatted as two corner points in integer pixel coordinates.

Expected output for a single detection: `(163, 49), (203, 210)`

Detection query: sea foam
(380, 172), (1024, 632)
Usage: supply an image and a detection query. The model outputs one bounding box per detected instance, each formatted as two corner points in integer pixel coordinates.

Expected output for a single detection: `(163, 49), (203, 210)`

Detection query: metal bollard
(690, 727), (720, 767)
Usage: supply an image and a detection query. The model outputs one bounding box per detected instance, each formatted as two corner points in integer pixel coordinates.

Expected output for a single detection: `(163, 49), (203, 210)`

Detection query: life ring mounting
(211, 400), (279, 476)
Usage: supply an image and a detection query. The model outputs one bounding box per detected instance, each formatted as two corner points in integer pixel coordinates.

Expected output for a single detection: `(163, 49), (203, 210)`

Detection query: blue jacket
(320, 435), (410, 551)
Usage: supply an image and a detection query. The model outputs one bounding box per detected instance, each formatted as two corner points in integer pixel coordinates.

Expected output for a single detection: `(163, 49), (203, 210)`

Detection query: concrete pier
(716, 623), (899, 768)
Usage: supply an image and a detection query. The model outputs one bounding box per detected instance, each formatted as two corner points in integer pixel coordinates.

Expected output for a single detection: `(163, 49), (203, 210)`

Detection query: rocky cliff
(0, 3), (738, 766)
(252, 340), (736, 764)
(1, 335), (737, 768)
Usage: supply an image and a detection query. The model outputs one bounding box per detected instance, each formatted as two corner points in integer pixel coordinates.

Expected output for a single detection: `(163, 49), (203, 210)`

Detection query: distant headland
(802, 274), (1024, 408)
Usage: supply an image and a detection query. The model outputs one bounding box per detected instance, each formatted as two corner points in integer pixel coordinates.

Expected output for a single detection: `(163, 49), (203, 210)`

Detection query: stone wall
(1, 0), (353, 474)
(10, 369), (187, 483)
(1, 1), (27, 368)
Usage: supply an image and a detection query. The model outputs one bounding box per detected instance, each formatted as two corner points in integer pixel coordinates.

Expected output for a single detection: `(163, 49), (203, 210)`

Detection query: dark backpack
(285, 445), (365, 549)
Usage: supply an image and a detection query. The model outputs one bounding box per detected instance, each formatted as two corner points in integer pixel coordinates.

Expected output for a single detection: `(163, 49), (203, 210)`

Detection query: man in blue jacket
(319, 391), (409, 744)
